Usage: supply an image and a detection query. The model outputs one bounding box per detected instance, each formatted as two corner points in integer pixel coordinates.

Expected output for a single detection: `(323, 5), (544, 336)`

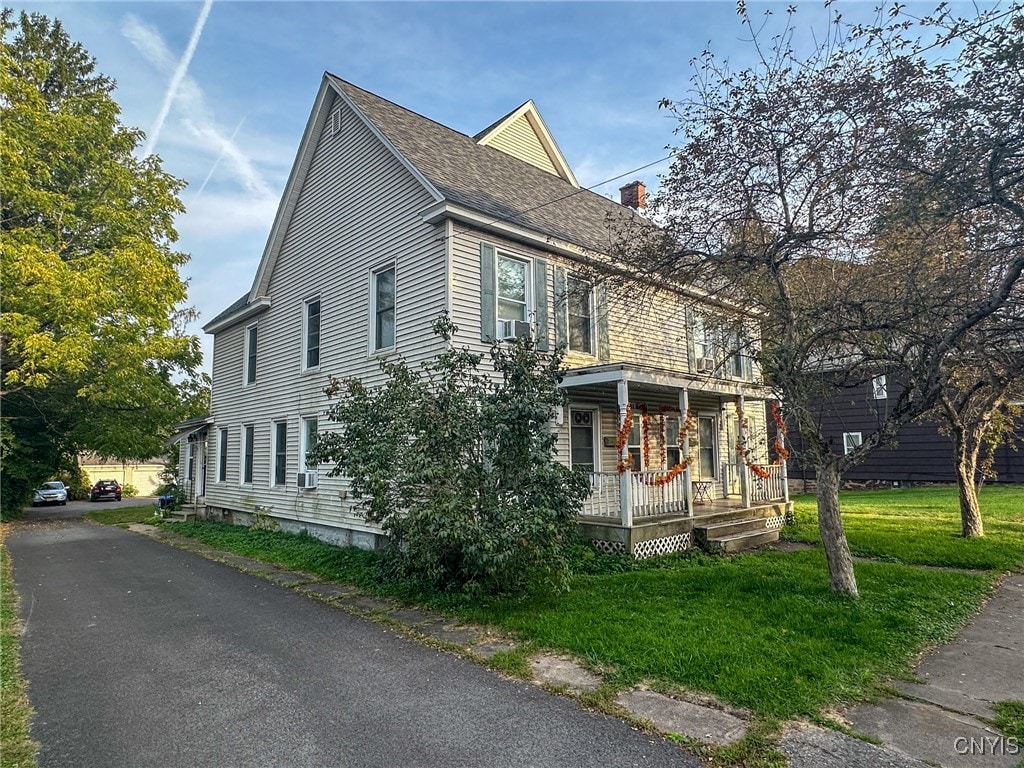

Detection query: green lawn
(83, 505), (163, 526)
(784, 486), (1024, 571)
(0, 535), (38, 768)
(146, 519), (996, 721)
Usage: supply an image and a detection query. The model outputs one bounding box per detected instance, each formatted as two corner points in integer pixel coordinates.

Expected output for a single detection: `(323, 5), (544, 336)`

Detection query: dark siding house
(785, 375), (1023, 485)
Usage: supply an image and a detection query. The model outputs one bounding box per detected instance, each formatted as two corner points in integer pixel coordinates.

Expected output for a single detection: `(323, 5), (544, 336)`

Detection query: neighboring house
(77, 453), (167, 496)
(171, 74), (792, 558)
(785, 375), (1024, 485)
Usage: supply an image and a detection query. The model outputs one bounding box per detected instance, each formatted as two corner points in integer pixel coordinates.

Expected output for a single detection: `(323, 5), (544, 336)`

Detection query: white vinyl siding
(203, 93), (444, 528)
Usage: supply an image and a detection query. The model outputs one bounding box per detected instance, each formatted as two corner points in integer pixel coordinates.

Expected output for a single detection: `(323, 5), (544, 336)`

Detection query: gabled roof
(213, 74), (652, 331)
(328, 75), (645, 257)
(473, 99), (579, 187)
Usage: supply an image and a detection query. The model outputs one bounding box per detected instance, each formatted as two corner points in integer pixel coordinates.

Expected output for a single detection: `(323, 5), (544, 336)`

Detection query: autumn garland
(734, 397), (788, 479)
(615, 403), (693, 486)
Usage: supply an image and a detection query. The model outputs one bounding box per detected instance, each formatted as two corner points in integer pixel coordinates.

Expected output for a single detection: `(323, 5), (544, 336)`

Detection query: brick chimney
(619, 180), (646, 209)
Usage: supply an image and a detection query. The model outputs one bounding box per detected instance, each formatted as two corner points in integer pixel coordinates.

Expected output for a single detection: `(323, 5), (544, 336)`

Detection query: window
(566, 275), (593, 354)
(697, 416), (717, 479)
(692, 314), (712, 361)
(627, 415), (643, 471)
(569, 409), (596, 474)
(666, 416), (683, 468)
(217, 428), (228, 482)
(371, 265), (396, 351)
(304, 298), (321, 369)
(273, 421), (287, 486)
(872, 374), (887, 400)
(497, 255), (530, 323)
(843, 432), (863, 455)
(242, 425), (254, 484)
(245, 324), (258, 384)
(187, 443), (195, 481)
(301, 416), (319, 473)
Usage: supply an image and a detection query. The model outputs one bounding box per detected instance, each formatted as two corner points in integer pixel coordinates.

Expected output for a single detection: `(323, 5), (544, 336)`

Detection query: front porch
(561, 362), (792, 558)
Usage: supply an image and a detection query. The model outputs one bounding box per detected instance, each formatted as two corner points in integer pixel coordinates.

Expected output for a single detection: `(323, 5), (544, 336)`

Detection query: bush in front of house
(315, 315), (590, 597)
(122, 483), (138, 498)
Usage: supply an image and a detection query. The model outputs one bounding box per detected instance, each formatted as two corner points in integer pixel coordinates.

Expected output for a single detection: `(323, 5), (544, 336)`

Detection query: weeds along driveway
(6, 519), (697, 768)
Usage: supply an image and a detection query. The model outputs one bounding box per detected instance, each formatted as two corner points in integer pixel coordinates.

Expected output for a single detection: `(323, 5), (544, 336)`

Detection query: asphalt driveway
(7, 519), (696, 768)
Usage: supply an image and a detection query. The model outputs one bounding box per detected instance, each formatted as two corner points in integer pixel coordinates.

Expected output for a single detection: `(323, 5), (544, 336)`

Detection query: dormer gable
(474, 100), (579, 187)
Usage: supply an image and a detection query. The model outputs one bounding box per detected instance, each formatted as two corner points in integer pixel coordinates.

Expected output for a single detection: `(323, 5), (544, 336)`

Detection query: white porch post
(617, 379), (633, 528)
(778, 400), (791, 504)
(680, 388), (692, 516)
(738, 394), (750, 508)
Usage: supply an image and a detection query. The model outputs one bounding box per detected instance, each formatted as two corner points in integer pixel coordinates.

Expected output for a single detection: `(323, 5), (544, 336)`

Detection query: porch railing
(630, 471), (688, 518)
(746, 463), (787, 504)
(579, 471), (688, 520)
(580, 473), (621, 518)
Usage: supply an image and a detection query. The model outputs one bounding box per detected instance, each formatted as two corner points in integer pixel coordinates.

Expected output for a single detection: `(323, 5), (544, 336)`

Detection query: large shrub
(315, 316), (590, 597)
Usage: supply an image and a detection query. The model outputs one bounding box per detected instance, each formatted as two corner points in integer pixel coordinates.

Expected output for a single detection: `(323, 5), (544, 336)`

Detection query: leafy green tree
(314, 316), (590, 597)
(1, 11), (203, 516)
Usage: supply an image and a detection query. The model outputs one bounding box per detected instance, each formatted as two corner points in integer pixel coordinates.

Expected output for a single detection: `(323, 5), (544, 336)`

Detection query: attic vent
(331, 110), (342, 136)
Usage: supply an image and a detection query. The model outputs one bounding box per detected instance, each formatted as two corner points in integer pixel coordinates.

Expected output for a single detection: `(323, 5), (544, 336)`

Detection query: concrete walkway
(783, 573), (1024, 768)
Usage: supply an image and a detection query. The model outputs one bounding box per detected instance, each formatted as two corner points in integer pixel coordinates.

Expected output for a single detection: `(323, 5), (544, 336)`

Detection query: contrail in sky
(191, 116), (247, 203)
(143, 0), (214, 157)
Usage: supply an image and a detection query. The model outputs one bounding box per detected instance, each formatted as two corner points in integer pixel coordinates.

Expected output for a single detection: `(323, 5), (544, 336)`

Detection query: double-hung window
(371, 265), (396, 351)
(872, 375), (887, 400)
(304, 298), (321, 369)
(217, 428), (228, 483)
(273, 421), (288, 486)
(301, 416), (319, 473)
(566, 275), (593, 354)
(666, 417), (683, 469)
(242, 425), (255, 484)
(245, 324), (258, 384)
(628, 416), (643, 471)
(497, 255), (530, 323)
(843, 432), (863, 455)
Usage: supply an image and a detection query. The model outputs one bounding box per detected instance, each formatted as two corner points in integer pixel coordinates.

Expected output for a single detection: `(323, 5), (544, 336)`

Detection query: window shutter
(685, 307), (696, 372)
(595, 282), (610, 362)
(534, 258), (549, 351)
(480, 243), (496, 342)
(552, 267), (568, 349)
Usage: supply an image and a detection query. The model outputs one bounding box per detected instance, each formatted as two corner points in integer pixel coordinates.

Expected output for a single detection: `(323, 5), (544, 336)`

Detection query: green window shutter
(534, 258), (549, 351)
(552, 266), (568, 349)
(685, 307), (696, 372)
(595, 282), (610, 362)
(480, 242), (496, 342)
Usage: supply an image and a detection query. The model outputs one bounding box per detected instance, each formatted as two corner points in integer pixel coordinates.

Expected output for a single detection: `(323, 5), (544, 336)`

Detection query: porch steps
(695, 516), (780, 553)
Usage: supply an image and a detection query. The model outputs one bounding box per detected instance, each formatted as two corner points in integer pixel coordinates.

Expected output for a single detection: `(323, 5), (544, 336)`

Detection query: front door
(569, 408), (597, 474)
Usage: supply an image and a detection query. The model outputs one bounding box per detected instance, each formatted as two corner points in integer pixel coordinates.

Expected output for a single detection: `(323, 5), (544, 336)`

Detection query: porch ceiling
(559, 363), (776, 400)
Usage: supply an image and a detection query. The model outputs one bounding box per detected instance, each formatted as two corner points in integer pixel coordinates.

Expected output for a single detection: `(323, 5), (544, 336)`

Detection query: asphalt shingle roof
(329, 75), (645, 256)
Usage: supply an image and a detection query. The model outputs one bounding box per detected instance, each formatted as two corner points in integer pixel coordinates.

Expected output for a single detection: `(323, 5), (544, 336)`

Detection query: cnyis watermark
(953, 736), (1019, 756)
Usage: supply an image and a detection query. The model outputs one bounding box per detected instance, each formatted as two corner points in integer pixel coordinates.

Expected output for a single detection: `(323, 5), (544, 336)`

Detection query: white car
(32, 481), (68, 506)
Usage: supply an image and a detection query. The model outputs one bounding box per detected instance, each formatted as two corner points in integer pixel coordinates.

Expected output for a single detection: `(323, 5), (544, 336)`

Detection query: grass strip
(83, 505), (163, 526)
(0, 532), (38, 768)
(992, 700), (1024, 741)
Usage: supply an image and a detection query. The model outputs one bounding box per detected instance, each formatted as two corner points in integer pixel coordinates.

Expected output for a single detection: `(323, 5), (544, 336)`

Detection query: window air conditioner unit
(297, 471), (319, 489)
(498, 319), (532, 340)
(696, 357), (715, 374)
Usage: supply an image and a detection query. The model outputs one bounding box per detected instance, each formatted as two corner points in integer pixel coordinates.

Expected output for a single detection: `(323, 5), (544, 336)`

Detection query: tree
(1, 11), (203, 515)
(619, 2), (1024, 596)
(313, 316), (590, 597)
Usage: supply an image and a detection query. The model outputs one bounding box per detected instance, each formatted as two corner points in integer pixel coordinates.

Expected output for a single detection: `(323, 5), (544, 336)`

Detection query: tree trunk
(815, 463), (859, 598)
(952, 426), (985, 538)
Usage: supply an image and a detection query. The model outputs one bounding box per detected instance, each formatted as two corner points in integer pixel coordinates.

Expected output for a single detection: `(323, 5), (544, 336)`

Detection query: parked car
(90, 480), (122, 502)
(32, 481), (68, 507)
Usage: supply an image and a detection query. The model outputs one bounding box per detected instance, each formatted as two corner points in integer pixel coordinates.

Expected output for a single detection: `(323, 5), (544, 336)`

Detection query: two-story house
(170, 74), (792, 558)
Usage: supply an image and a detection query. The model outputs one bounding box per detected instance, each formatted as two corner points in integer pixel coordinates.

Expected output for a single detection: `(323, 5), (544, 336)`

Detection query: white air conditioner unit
(297, 471), (319, 489)
(696, 357), (715, 374)
(498, 319), (532, 340)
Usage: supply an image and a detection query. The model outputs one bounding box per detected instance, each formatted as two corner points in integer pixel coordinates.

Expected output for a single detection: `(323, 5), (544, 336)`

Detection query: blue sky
(13, 1), (968, 372)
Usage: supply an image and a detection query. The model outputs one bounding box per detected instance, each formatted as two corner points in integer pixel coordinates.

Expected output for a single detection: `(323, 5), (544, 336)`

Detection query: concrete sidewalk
(783, 573), (1024, 768)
